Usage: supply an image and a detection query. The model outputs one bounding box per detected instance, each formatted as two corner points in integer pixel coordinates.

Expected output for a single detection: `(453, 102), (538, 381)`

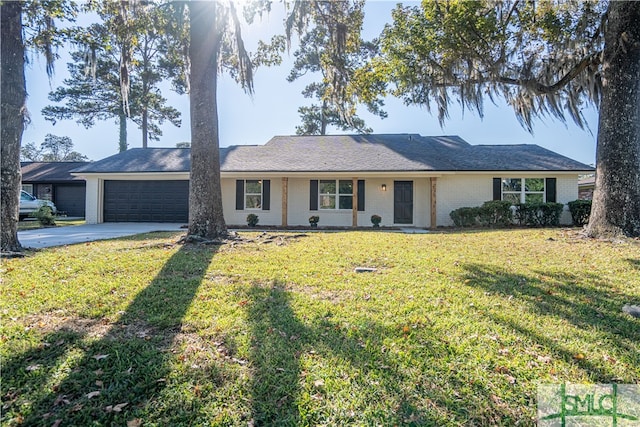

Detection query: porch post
(281, 177), (288, 227)
(430, 177), (437, 229)
(352, 177), (358, 227)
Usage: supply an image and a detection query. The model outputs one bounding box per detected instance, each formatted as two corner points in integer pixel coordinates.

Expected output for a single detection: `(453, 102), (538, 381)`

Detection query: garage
(55, 184), (86, 217)
(104, 180), (189, 222)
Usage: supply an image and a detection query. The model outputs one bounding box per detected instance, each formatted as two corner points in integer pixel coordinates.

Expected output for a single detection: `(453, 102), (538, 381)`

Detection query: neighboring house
(71, 134), (593, 227)
(578, 176), (595, 200)
(21, 162), (88, 217)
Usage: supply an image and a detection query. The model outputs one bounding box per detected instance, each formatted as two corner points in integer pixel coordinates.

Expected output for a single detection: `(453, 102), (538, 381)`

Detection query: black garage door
(55, 184), (86, 217)
(104, 180), (189, 222)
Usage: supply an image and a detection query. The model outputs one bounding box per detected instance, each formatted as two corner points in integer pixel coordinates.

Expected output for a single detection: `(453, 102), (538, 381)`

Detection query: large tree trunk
(187, 1), (227, 239)
(1, 2), (25, 253)
(142, 106), (148, 148)
(118, 112), (128, 152)
(587, 1), (640, 238)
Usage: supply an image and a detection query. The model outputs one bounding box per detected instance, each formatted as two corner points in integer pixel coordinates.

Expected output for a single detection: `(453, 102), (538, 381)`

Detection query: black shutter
(493, 178), (502, 201)
(310, 180), (318, 211)
(545, 178), (557, 203)
(357, 180), (365, 211)
(236, 180), (244, 210)
(262, 180), (270, 210)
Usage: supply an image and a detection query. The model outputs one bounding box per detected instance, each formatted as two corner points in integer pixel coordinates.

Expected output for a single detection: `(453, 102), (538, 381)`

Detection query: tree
(288, 13), (386, 135)
(185, 0), (260, 239)
(1, 0), (78, 253)
(43, 9), (181, 152)
(358, 0), (639, 238)
(1, 2), (27, 253)
(21, 134), (88, 162)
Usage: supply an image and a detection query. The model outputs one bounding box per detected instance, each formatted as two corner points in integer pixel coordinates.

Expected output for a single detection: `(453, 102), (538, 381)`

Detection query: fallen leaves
(86, 391), (101, 399)
(105, 402), (128, 413)
(92, 354), (109, 361)
(127, 419), (142, 427)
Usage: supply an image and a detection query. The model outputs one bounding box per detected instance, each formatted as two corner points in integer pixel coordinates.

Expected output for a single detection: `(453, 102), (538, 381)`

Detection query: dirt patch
(20, 313), (157, 342)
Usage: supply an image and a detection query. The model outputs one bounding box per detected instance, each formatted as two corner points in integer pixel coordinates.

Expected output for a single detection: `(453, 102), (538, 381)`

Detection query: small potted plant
(371, 214), (382, 228)
(246, 213), (259, 227)
(309, 215), (319, 228)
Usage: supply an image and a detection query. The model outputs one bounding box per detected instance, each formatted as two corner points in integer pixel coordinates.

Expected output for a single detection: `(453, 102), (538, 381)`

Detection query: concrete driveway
(19, 223), (185, 249)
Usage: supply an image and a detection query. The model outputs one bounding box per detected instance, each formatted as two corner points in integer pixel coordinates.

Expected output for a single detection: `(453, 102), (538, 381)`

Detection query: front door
(394, 181), (413, 224)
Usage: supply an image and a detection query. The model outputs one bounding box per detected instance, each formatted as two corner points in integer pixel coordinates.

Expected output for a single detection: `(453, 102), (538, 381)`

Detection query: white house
(72, 134), (593, 228)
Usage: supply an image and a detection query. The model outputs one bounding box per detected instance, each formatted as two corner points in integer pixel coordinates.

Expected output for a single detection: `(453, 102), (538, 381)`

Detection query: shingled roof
(72, 134), (593, 174)
(22, 162), (89, 182)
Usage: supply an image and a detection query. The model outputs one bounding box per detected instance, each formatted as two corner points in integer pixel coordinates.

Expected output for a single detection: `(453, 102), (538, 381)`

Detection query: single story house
(71, 134), (593, 228)
(578, 176), (595, 200)
(21, 161), (88, 217)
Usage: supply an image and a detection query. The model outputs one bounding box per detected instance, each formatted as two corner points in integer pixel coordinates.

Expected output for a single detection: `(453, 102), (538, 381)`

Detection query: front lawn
(1, 229), (638, 426)
(17, 218), (85, 231)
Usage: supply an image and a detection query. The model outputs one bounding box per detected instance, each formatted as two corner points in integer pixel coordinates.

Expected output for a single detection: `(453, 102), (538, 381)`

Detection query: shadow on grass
(461, 263), (640, 382)
(245, 281), (472, 425)
(627, 258), (640, 271)
(2, 243), (218, 425)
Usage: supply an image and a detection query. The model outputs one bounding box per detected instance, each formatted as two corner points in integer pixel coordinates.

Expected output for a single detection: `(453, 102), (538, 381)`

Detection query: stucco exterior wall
(80, 173), (580, 227)
(222, 178), (283, 226)
(436, 174), (580, 226)
(278, 177), (431, 228)
(84, 177), (101, 224)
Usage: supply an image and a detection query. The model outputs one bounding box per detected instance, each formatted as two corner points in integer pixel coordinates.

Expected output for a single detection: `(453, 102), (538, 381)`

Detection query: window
(319, 179), (353, 210)
(21, 184), (33, 195)
(236, 179), (270, 211)
(502, 178), (545, 203)
(244, 180), (262, 209)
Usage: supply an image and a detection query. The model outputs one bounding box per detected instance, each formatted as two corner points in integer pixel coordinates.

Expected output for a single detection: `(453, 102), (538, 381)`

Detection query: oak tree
(358, 0), (639, 237)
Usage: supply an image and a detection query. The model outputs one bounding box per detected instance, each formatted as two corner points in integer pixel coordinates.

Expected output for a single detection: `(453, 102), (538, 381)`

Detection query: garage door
(55, 184), (86, 217)
(104, 180), (189, 222)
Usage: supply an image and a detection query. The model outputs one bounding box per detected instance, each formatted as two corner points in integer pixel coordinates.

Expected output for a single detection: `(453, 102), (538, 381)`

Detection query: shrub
(246, 213), (259, 227)
(514, 202), (564, 227)
(568, 200), (592, 226)
(478, 200), (513, 227)
(309, 215), (319, 227)
(450, 207), (481, 227)
(30, 206), (56, 226)
(371, 214), (382, 227)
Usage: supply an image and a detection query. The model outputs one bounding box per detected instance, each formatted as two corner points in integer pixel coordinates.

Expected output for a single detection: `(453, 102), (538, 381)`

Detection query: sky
(21, 1), (598, 165)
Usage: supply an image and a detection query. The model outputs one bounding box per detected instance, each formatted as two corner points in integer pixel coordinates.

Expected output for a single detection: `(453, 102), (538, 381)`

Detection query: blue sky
(22, 1), (598, 165)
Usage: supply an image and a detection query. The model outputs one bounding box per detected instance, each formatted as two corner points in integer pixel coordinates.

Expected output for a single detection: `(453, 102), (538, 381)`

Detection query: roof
(72, 134), (594, 174)
(21, 162), (90, 182)
(578, 176), (596, 186)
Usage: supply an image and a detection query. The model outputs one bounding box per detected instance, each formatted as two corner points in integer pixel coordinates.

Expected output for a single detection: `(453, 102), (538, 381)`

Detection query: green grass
(17, 218), (85, 231)
(1, 229), (638, 426)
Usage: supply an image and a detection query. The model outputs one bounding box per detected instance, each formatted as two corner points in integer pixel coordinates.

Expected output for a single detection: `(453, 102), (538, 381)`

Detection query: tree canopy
(357, 0), (606, 132)
(21, 134), (88, 162)
(356, 0), (639, 237)
(287, 2), (386, 135)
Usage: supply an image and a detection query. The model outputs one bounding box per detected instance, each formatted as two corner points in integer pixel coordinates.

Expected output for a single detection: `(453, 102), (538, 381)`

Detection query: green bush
(309, 215), (320, 227)
(450, 207), (481, 227)
(246, 213), (259, 227)
(30, 206), (56, 226)
(568, 200), (592, 226)
(514, 202), (564, 227)
(478, 200), (513, 227)
(371, 214), (382, 228)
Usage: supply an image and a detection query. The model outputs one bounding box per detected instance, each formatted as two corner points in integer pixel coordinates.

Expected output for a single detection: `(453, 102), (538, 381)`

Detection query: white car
(19, 190), (57, 220)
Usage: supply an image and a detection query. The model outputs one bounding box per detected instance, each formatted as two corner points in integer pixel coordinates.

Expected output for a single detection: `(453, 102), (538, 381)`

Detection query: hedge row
(450, 200), (591, 228)
(567, 199), (592, 226)
(449, 201), (513, 228)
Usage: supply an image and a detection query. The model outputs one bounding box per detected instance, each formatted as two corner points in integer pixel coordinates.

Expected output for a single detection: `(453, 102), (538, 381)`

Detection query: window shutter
(310, 180), (318, 211)
(545, 178), (557, 203)
(493, 178), (502, 201)
(262, 180), (270, 210)
(236, 180), (244, 210)
(357, 180), (365, 211)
